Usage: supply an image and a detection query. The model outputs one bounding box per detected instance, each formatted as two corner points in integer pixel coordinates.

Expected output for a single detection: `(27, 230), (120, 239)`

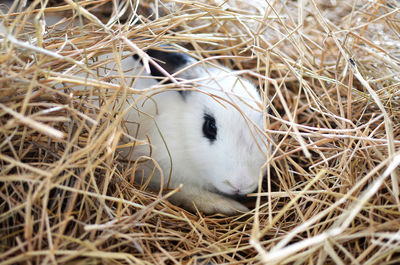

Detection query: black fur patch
(133, 49), (190, 78)
(133, 49), (192, 99)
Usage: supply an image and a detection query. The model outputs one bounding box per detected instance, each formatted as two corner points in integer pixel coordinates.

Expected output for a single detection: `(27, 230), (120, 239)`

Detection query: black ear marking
(133, 48), (194, 99)
(133, 49), (192, 78)
(147, 49), (192, 76)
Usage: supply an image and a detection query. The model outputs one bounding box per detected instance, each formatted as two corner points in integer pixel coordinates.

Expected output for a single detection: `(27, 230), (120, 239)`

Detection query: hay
(1, 0), (400, 264)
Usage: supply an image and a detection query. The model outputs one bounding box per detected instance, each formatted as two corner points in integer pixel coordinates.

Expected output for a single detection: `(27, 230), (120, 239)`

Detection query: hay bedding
(0, 0), (399, 264)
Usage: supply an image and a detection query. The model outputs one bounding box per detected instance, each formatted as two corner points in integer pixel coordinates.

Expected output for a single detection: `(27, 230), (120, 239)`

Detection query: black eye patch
(202, 113), (217, 142)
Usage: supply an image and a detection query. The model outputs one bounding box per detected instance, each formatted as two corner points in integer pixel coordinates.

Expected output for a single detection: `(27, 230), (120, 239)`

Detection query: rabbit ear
(134, 49), (195, 99)
(147, 49), (193, 77)
(134, 49), (194, 78)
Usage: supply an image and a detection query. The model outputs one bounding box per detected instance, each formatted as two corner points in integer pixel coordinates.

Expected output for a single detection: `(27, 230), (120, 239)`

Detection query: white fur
(2, 1), (269, 214)
(114, 54), (269, 215)
(66, 50), (268, 215)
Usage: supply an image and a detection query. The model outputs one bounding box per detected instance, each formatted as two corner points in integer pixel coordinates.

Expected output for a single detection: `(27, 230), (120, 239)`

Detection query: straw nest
(1, 0), (399, 264)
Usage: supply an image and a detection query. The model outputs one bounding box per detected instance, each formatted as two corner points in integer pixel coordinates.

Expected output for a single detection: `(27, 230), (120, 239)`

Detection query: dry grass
(1, 0), (400, 264)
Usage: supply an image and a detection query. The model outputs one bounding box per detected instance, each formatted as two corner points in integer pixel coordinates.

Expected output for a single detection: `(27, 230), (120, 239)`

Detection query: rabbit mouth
(213, 188), (252, 205)
(213, 185), (254, 198)
(215, 179), (258, 196)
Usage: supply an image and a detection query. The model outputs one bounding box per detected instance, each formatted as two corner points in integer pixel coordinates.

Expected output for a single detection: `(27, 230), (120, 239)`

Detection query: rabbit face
(126, 49), (270, 214)
(182, 91), (265, 196)
(143, 67), (268, 197)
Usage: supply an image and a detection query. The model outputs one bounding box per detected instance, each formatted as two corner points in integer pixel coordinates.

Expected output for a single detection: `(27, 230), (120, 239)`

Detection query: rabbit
(2, 0), (269, 214)
(117, 48), (269, 215)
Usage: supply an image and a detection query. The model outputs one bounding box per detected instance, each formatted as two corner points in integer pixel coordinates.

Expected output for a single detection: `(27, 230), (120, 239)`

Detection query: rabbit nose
(224, 180), (255, 195)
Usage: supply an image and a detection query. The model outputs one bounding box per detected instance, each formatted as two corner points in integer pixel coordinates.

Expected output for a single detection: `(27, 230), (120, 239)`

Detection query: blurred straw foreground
(1, 0), (400, 264)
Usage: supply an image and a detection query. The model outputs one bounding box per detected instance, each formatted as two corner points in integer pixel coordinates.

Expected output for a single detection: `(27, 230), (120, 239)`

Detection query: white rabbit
(115, 48), (269, 215)
(2, 0), (269, 214)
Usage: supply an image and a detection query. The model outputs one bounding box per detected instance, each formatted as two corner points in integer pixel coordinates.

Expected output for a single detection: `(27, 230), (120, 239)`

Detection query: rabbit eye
(202, 113), (217, 142)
